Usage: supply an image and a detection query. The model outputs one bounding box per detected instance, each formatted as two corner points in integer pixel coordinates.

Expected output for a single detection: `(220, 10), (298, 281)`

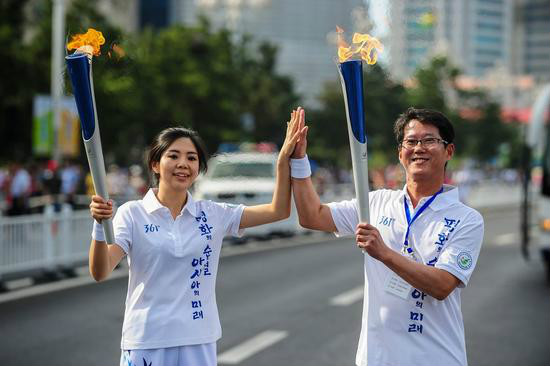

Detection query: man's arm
(356, 222), (461, 300)
(381, 249), (461, 300)
(292, 176), (337, 232)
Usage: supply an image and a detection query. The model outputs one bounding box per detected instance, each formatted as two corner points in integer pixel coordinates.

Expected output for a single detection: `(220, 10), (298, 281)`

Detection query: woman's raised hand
(90, 195), (113, 223)
(280, 106), (308, 160)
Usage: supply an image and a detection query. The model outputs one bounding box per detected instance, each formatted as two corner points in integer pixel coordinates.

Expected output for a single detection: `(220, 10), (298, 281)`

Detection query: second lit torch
(335, 27), (384, 224)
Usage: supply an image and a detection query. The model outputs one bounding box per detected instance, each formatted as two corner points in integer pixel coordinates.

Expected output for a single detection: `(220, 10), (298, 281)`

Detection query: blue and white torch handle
(66, 53), (115, 244)
(337, 60), (370, 224)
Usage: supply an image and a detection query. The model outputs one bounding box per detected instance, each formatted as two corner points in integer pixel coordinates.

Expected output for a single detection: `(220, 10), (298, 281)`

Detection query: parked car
(193, 152), (301, 240)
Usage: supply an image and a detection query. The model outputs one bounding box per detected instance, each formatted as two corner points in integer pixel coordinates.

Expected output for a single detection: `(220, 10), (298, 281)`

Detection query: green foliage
(1, 0), (298, 165)
(90, 17), (299, 163)
(0, 2), (523, 170)
(310, 55), (522, 170)
(404, 56), (522, 167)
(237, 41), (299, 146)
(0, 0), (34, 160)
(407, 56), (459, 113)
(308, 65), (407, 168)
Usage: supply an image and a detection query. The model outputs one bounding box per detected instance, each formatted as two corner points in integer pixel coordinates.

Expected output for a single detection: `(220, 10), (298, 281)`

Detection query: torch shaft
(66, 52), (115, 244)
(345, 123), (370, 223)
(84, 132), (115, 244)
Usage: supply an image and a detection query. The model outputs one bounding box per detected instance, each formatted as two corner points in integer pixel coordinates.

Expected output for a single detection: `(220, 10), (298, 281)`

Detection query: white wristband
(290, 155), (312, 179)
(92, 220), (106, 242)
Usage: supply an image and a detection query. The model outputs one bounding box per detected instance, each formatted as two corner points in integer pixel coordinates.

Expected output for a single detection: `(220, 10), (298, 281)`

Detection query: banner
(33, 95), (80, 157)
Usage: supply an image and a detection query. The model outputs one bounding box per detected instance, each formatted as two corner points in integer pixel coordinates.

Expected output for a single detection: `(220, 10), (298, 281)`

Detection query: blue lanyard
(402, 187), (443, 261)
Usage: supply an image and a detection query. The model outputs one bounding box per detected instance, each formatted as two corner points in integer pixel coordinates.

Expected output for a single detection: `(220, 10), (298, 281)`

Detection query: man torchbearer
(290, 107), (484, 366)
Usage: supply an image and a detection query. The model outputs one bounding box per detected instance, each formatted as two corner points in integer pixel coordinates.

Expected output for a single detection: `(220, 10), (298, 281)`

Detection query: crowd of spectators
(0, 156), (521, 217)
(0, 160), (148, 216)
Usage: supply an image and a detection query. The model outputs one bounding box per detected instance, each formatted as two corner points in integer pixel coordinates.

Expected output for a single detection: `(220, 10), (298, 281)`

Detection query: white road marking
(0, 268), (128, 305)
(218, 330), (288, 364)
(494, 233), (517, 246)
(330, 286), (364, 306)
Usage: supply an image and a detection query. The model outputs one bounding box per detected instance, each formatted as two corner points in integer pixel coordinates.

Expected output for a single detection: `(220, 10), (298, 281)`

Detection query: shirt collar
(143, 188), (197, 217)
(401, 184), (459, 212)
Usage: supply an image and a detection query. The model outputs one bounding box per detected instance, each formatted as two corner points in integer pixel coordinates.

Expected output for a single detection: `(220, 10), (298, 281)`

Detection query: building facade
(389, 0), (514, 81)
(515, 0), (550, 84)
(169, 0), (365, 106)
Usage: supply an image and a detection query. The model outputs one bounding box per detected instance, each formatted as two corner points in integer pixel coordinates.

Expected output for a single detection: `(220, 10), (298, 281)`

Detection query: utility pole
(51, 0), (66, 163)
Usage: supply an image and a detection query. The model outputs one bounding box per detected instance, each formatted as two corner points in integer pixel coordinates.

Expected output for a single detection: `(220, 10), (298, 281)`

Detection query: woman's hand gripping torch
(65, 29), (115, 244)
(335, 27), (384, 225)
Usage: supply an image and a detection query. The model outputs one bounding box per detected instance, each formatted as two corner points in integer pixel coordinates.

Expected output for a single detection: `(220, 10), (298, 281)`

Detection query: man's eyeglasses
(400, 137), (448, 150)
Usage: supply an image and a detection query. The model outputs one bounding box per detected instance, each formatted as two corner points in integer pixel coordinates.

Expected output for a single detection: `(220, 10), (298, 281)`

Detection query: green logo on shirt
(457, 251), (472, 270)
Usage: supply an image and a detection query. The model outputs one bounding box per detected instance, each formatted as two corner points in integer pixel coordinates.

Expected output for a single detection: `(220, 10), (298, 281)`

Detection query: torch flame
(336, 26), (383, 64)
(67, 28), (105, 57)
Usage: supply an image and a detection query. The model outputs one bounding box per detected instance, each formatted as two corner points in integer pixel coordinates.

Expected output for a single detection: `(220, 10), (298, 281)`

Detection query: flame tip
(336, 27), (383, 64)
(67, 28), (105, 57)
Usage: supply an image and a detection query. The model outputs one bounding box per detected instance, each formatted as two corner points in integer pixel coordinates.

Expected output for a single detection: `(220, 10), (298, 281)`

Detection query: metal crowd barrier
(0, 205), (92, 282)
(0, 186), (357, 285)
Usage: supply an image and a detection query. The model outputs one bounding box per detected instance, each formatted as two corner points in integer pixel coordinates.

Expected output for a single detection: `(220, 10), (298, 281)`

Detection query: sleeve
(112, 202), (133, 254)
(215, 202), (246, 237)
(327, 198), (359, 237)
(435, 210), (484, 288)
(326, 190), (381, 238)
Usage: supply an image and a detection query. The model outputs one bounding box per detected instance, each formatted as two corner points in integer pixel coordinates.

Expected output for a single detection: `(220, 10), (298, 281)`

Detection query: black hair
(146, 127), (208, 186)
(394, 107), (455, 147)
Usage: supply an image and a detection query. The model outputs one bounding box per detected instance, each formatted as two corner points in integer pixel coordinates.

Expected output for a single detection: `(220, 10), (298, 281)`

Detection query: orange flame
(336, 26), (383, 64)
(67, 28), (105, 57)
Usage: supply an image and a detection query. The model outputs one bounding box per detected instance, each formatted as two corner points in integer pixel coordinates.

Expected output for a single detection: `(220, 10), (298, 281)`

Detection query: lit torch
(335, 26), (383, 224)
(65, 29), (115, 244)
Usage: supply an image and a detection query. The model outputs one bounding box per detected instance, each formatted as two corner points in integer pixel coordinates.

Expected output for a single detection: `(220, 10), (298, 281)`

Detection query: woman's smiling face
(152, 137), (200, 193)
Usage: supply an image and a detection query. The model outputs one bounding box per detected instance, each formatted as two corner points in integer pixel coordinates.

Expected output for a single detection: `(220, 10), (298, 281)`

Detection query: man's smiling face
(398, 120), (454, 182)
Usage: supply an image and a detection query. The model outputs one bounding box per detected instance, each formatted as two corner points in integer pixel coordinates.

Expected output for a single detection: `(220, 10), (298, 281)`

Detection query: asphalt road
(0, 205), (548, 366)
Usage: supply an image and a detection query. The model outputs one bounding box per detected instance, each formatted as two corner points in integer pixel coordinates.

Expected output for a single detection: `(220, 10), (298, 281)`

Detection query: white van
(193, 152), (301, 240)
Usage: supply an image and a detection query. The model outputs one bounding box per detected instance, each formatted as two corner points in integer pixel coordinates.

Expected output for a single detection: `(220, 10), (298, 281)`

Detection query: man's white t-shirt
(327, 185), (484, 366)
(112, 189), (244, 350)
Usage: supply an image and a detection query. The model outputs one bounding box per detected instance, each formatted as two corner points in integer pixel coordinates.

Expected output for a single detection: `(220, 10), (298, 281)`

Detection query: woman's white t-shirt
(112, 189), (244, 350)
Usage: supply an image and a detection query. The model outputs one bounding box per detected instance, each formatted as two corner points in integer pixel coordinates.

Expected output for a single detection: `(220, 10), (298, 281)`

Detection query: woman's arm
(239, 108), (307, 229)
(288, 109), (337, 232)
(88, 195), (125, 281)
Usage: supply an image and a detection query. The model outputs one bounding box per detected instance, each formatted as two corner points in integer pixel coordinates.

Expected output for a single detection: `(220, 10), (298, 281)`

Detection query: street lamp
(51, 0), (66, 163)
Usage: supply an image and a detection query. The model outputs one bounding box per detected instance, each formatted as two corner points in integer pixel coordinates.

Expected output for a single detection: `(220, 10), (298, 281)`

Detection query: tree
(0, 0), (34, 161)
(405, 55), (521, 167)
(0, 0), (126, 162)
(2, 2), (300, 165)
(454, 90), (520, 165)
(92, 20), (299, 162)
(236, 40), (299, 146)
(308, 64), (407, 169)
(406, 56), (459, 114)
